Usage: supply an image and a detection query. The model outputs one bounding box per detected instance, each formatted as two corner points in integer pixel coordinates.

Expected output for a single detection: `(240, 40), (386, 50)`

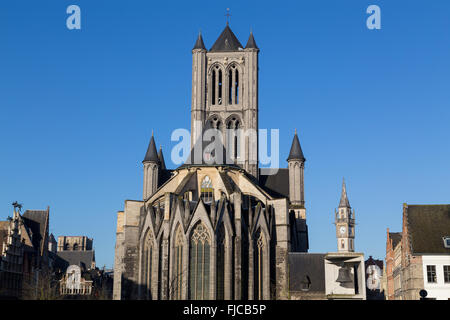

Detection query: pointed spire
(245, 31), (259, 50)
(339, 178), (351, 208)
(287, 130), (305, 161)
(143, 133), (159, 163)
(193, 31), (206, 50)
(158, 145), (166, 170)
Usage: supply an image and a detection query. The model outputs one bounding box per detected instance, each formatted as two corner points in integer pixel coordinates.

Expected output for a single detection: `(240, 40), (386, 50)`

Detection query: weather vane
(225, 8), (231, 25)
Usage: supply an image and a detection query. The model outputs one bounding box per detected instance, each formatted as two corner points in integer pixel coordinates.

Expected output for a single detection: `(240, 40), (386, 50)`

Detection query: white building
(421, 252), (450, 300)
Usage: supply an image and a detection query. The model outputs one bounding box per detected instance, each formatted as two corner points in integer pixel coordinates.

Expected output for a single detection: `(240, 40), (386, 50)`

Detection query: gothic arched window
(200, 176), (213, 204)
(211, 65), (224, 106)
(227, 65), (240, 105)
(226, 117), (241, 161)
(189, 223), (211, 299)
(143, 229), (153, 299)
(173, 226), (184, 300)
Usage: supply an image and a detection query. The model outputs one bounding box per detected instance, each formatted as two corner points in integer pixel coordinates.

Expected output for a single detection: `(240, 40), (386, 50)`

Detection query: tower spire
(287, 130), (305, 161)
(143, 133), (159, 163)
(339, 178), (350, 208)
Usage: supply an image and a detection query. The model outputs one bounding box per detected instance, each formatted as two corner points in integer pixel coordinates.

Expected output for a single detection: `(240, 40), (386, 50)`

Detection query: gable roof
(406, 204), (450, 254)
(22, 209), (49, 254)
(56, 250), (96, 272)
(210, 25), (243, 52)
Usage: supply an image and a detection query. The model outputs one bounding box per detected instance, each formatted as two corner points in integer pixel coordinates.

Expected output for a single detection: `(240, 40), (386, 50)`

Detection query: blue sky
(0, 0), (449, 268)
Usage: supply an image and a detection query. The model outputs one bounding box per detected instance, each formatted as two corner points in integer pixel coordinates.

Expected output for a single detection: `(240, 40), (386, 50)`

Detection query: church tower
(142, 133), (159, 200)
(190, 24), (260, 177)
(335, 179), (355, 252)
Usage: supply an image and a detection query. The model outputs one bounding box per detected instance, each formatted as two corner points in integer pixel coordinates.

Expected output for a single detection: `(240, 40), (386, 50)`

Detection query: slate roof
(389, 232), (402, 249)
(158, 147), (166, 170)
(143, 134), (159, 163)
(287, 132), (305, 161)
(193, 32), (206, 50)
(210, 25), (243, 52)
(56, 250), (96, 271)
(258, 168), (290, 198)
(289, 253), (325, 293)
(245, 32), (258, 49)
(406, 204), (450, 255)
(22, 209), (48, 254)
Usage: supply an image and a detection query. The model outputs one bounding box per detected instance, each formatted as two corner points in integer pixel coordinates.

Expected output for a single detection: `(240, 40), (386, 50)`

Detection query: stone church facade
(113, 24), (309, 300)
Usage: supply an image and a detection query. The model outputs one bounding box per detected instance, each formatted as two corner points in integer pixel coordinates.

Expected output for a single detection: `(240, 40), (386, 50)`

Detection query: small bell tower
(334, 178), (355, 252)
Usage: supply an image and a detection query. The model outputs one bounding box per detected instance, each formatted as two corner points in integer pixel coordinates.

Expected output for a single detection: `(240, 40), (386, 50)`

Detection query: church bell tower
(335, 179), (356, 252)
(190, 23), (260, 177)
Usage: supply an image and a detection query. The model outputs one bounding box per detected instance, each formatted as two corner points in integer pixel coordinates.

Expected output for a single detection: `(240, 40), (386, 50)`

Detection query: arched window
(211, 66), (224, 106)
(254, 229), (265, 300)
(173, 227), (184, 300)
(341, 239), (345, 249)
(218, 69), (223, 105)
(200, 176), (213, 203)
(73, 243), (79, 251)
(143, 229), (153, 299)
(227, 65), (240, 105)
(189, 223), (211, 299)
(227, 117), (241, 161)
(216, 224), (225, 300)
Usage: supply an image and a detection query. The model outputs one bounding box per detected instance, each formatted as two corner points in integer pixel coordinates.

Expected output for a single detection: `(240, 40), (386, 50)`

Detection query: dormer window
(443, 236), (450, 248)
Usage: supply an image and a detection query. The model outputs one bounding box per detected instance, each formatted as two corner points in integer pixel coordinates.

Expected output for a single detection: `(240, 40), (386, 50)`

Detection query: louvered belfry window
(189, 223), (211, 299)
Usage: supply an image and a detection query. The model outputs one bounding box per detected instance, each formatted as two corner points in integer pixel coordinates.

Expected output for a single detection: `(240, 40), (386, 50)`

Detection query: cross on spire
(225, 8), (231, 25)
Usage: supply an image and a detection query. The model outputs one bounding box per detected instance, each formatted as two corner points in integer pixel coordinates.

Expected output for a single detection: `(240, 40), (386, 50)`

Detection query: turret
(287, 129), (305, 206)
(143, 132), (159, 200)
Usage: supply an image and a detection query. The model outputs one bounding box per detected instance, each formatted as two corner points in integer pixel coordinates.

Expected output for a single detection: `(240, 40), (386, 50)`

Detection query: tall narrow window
(235, 69), (239, 104)
(218, 69), (223, 105)
(200, 176), (213, 203)
(254, 229), (265, 300)
(444, 265), (450, 283)
(211, 69), (216, 105)
(427, 265), (437, 283)
(173, 227), (184, 299)
(216, 224), (225, 300)
(228, 69), (233, 104)
(189, 223), (211, 299)
(341, 239), (345, 249)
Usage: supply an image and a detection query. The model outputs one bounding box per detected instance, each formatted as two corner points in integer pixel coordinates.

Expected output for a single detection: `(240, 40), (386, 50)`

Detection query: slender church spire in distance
(339, 178), (351, 208)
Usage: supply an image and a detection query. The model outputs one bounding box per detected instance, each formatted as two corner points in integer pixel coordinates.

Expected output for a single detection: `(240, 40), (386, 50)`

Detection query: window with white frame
(427, 265), (437, 283)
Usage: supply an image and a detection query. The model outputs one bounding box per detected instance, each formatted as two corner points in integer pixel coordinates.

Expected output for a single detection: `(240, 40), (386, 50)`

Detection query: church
(113, 23), (362, 300)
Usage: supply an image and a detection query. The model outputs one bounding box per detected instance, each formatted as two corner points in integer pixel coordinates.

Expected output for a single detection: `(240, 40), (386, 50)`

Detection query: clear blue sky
(1, 0), (449, 268)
